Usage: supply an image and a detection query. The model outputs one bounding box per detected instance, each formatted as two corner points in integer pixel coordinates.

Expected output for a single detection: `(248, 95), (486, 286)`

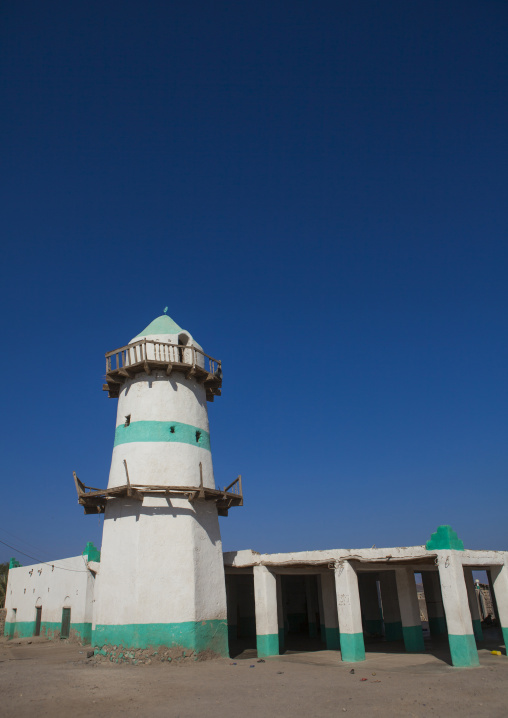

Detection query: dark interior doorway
(34, 606), (42, 636)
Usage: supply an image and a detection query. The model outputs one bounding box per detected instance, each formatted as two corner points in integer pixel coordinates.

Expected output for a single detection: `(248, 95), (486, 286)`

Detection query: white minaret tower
(80, 311), (241, 659)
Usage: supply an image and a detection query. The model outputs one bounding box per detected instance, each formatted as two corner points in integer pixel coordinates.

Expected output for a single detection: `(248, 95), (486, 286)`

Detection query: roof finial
(164, 306), (168, 314)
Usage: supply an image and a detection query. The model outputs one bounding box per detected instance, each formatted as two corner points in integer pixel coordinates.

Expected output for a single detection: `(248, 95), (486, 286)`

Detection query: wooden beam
(166, 362), (173, 376)
(118, 367), (132, 378)
(143, 361), (151, 375)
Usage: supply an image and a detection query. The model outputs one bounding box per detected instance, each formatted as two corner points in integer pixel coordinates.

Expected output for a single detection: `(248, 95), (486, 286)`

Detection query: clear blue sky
(1, 1), (507, 563)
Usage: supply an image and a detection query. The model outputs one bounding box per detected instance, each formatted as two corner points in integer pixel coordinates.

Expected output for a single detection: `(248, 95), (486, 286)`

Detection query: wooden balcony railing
(103, 339), (222, 401)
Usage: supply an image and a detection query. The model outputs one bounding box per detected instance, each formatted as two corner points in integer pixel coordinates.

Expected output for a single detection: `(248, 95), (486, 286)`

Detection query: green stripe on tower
(340, 632), (365, 662)
(114, 421), (211, 450)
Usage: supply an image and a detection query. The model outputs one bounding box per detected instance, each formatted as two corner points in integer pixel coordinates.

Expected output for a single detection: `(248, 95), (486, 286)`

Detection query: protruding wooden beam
(118, 367), (132, 378)
(166, 362), (173, 375)
(143, 361), (151, 375)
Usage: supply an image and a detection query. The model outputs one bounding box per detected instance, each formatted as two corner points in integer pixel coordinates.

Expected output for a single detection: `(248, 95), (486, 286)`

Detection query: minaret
(85, 312), (241, 659)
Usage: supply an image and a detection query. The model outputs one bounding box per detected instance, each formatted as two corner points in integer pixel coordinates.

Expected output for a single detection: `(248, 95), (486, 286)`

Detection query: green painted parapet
(425, 526), (464, 551)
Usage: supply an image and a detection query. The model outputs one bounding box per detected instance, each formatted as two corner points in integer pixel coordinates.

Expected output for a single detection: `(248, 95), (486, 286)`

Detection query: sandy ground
(1, 636), (507, 718)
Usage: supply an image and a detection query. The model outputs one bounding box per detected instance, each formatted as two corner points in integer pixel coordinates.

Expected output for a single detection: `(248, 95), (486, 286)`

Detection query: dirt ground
(1, 636), (507, 718)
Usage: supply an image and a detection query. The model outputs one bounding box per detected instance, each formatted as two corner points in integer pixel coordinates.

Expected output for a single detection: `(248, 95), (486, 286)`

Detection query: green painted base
(4, 621), (92, 644)
(385, 621), (404, 641)
(308, 621), (318, 638)
(278, 628), (285, 652)
(502, 627), (508, 651)
(324, 626), (340, 650)
(93, 620), (228, 657)
(472, 618), (483, 642)
(364, 618), (383, 636)
(256, 633), (279, 657)
(448, 634), (479, 667)
(402, 625), (425, 652)
(340, 632), (365, 662)
(428, 616), (447, 635)
(384, 620), (403, 641)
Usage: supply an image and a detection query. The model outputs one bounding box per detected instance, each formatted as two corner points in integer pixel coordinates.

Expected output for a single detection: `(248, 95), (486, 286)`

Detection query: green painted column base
(256, 633), (279, 658)
(364, 618), (383, 636)
(384, 620), (403, 641)
(402, 625), (425, 652)
(324, 626), (340, 650)
(93, 620), (228, 657)
(472, 618), (483, 642)
(340, 632), (365, 662)
(448, 634), (479, 667)
(501, 627), (508, 651)
(428, 615), (447, 635)
(278, 628), (285, 653)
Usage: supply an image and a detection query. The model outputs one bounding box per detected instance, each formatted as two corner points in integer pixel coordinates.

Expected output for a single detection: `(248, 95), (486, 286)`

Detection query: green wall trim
(324, 626), (340, 650)
(364, 618), (383, 636)
(448, 634), (479, 667)
(256, 633), (279, 657)
(93, 620), (228, 657)
(384, 620), (403, 641)
(428, 616), (447, 635)
(425, 525), (464, 551)
(340, 632), (365, 662)
(402, 624), (425, 652)
(5, 621), (91, 643)
(114, 420), (211, 451)
(472, 618), (483, 642)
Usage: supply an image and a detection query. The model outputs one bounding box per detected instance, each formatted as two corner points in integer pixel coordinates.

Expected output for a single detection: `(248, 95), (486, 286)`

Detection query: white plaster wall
(94, 496), (227, 627)
(108, 371), (215, 490)
(4, 556), (94, 626)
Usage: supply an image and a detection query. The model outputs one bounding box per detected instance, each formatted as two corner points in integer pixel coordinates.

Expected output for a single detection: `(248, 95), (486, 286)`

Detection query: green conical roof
(134, 314), (184, 338)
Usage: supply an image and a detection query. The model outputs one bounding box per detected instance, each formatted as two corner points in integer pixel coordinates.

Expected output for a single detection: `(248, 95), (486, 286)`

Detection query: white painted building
(4, 313), (508, 669)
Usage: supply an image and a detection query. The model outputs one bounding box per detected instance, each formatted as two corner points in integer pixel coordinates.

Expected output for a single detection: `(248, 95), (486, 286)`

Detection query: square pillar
(254, 565), (279, 657)
(276, 574), (285, 653)
(358, 573), (382, 635)
(395, 568), (425, 652)
(226, 574), (238, 642)
(438, 554), (479, 667)
(489, 563), (508, 651)
(464, 568), (483, 642)
(379, 571), (403, 641)
(321, 572), (340, 650)
(421, 571), (447, 636)
(305, 577), (318, 638)
(334, 561), (365, 662)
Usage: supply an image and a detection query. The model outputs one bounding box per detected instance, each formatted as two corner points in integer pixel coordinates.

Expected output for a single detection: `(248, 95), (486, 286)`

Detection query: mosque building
(4, 313), (508, 668)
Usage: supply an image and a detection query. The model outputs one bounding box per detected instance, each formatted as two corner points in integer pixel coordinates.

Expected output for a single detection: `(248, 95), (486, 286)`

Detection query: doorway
(61, 607), (71, 639)
(34, 606), (42, 636)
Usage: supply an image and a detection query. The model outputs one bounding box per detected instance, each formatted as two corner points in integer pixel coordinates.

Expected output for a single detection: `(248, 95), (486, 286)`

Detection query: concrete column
(305, 577), (318, 638)
(254, 565), (279, 657)
(321, 572), (340, 650)
(359, 573), (382, 635)
(317, 576), (325, 640)
(464, 568), (483, 642)
(395, 568), (425, 652)
(226, 575), (238, 642)
(379, 571), (403, 641)
(276, 574), (284, 653)
(489, 563), (508, 650)
(438, 554), (479, 667)
(421, 571), (447, 636)
(334, 561), (365, 662)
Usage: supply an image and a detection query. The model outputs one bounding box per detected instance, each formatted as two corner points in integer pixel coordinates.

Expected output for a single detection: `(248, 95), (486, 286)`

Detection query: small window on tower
(195, 430), (201, 443)
(125, 415), (131, 427)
